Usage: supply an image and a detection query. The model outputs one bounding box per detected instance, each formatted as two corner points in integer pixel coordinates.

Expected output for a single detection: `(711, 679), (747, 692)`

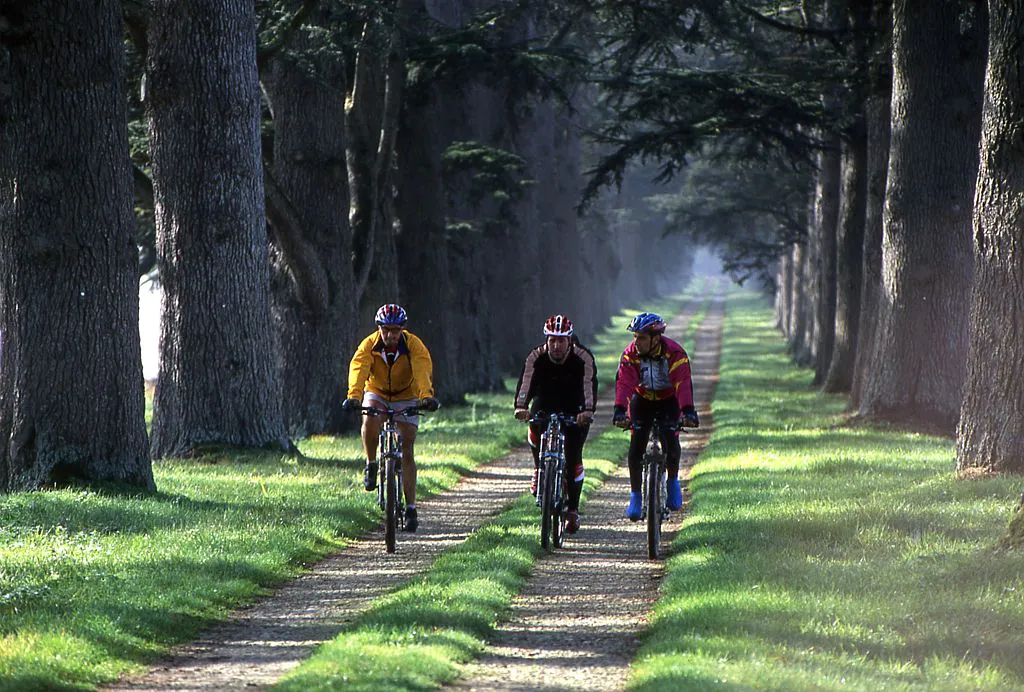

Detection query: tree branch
(264, 165), (330, 319)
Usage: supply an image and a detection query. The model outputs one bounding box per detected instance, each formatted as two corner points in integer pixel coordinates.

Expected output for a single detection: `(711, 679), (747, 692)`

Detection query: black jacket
(513, 339), (598, 415)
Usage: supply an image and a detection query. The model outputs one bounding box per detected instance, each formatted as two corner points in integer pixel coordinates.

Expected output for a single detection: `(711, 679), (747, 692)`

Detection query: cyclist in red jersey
(612, 312), (699, 520)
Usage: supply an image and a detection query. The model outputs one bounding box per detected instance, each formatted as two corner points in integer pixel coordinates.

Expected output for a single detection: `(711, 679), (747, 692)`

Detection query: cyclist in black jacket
(513, 314), (598, 534)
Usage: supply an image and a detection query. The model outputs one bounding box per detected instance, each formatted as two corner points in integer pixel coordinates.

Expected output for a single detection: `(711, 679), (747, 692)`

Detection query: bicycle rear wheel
(646, 454), (663, 559)
(384, 456), (399, 553)
(540, 466), (555, 549)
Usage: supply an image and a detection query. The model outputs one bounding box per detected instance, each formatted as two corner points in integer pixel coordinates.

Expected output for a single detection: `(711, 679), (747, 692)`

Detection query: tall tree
(823, 0), (872, 393)
(147, 0), (288, 457)
(810, 0), (846, 386)
(263, 13), (356, 437)
(346, 0), (406, 325)
(859, 0), (986, 432)
(956, 1), (1024, 474)
(0, 0), (153, 491)
(850, 0), (892, 409)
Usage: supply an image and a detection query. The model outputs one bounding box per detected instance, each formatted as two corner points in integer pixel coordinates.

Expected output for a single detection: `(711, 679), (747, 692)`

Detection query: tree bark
(0, 0), (153, 491)
(147, 0), (287, 457)
(776, 251), (793, 334)
(789, 242), (812, 364)
(812, 142), (840, 385)
(801, 186), (820, 368)
(823, 128), (866, 393)
(263, 38), (356, 437)
(860, 0), (985, 433)
(394, 84), (458, 399)
(811, 0), (846, 385)
(851, 0), (892, 410)
(824, 0), (872, 393)
(956, 1), (1024, 473)
(346, 10), (405, 324)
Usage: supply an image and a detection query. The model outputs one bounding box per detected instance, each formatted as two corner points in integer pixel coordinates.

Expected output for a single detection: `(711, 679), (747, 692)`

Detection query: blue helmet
(627, 312), (666, 335)
(375, 303), (408, 326)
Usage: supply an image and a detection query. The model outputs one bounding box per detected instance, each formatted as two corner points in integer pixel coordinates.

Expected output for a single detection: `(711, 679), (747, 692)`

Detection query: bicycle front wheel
(384, 456), (399, 553)
(552, 470), (565, 549)
(646, 455), (663, 560)
(540, 466), (555, 549)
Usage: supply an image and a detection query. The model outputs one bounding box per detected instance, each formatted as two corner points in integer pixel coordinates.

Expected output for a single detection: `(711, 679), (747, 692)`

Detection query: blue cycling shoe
(666, 478), (683, 511)
(625, 491), (643, 521)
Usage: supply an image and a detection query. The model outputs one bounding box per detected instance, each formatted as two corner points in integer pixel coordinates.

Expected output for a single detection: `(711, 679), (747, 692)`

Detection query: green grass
(629, 289), (1024, 691)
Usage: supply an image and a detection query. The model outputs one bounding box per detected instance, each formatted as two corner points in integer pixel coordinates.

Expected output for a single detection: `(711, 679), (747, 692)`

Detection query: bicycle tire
(552, 465), (565, 549)
(646, 451), (663, 560)
(540, 464), (555, 549)
(384, 455), (399, 553)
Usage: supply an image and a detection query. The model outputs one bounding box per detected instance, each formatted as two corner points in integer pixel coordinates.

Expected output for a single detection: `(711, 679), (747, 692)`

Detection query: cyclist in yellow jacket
(342, 304), (440, 532)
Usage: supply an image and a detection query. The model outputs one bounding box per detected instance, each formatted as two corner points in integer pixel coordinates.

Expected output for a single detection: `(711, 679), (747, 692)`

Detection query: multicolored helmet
(375, 303), (408, 326)
(627, 312), (666, 335)
(543, 314), (574, 337)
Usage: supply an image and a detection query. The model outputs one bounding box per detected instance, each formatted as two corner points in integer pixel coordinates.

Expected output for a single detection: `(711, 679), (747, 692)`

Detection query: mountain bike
(634, 418), (678, 560)
(531, 412), (577, 550)
(358, 404), (428, 553)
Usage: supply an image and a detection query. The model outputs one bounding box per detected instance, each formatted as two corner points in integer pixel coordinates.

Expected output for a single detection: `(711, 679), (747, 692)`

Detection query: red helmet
(543, 314), (574, 337)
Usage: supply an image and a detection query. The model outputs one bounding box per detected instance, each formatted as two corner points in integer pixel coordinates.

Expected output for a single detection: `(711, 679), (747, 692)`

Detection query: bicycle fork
(640, 458), (668, 521)
(537, 454), (566, 508)
(378, 430), (405, 529)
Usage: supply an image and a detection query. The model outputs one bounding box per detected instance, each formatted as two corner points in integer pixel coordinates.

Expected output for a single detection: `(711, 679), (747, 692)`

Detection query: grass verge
(629, 289), (1024, 691)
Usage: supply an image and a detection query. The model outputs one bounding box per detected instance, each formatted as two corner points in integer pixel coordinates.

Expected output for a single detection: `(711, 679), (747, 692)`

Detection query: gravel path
(450, 290), (725, 691)
(106, 291), (724, 691)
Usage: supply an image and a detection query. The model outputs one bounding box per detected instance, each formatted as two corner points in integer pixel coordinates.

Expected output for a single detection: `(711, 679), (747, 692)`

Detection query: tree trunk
(860, 0), (986, 432)
(263, 40), (355, 437)
(956, 1), (1024, 473)
(824, 0), (872, 393)
(812, 143), (840, 386)
(789, 242), (812, 364)
(0, 0), (153, 491)
(776, 250), (792, 333)
(851, 0), (892, 410)
(801, 187), (820, 367)
(147, 0), (287, 457)
(823, 128), (866, 393)
(394, 84), (459, 400)
(810, 0), (846, 385)
(346, 14), (403, 322)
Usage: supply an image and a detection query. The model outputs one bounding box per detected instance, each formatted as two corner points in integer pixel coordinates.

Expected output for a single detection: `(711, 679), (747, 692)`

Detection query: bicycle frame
(533, 412), (573, 550)
(360, 405), (422, 553)
(634, 418), (676, 560)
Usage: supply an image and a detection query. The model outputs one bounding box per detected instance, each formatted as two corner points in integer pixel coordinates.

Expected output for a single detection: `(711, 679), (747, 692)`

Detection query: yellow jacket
(346, 330), (434, 402)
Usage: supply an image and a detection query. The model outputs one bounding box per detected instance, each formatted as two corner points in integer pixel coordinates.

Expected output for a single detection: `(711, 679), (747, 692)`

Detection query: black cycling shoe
(363, 462), (378, 491)
(403, 506), (418, 532)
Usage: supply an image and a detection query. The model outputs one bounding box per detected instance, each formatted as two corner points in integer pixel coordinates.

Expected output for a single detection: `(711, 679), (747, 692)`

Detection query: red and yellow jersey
(613, 336), (694, 409)
(346, 330), (434, 402)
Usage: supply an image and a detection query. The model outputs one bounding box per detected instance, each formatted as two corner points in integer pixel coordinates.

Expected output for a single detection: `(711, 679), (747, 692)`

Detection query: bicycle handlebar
(358, 405), (433, 418)
(528, 411), (582, 427)
(624, 419), (680, 433)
